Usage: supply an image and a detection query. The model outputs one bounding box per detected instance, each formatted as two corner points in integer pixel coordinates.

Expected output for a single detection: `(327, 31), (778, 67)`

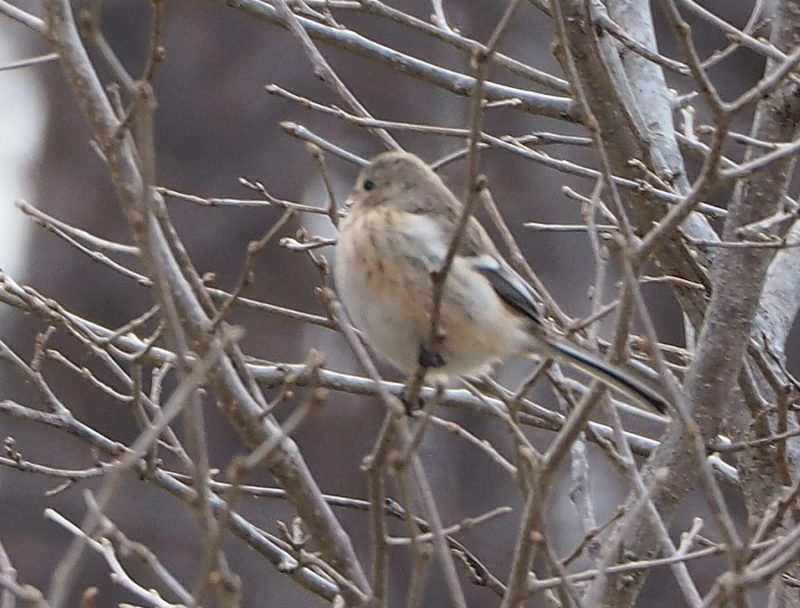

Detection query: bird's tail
(534, 338), (669, 415)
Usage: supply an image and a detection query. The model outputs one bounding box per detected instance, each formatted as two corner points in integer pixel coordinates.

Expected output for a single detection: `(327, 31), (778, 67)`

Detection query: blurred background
(0, 2), (782, 606)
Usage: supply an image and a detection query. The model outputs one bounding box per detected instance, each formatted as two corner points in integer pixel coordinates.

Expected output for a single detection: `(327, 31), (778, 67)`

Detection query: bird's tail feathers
(536, 339), (669, 415)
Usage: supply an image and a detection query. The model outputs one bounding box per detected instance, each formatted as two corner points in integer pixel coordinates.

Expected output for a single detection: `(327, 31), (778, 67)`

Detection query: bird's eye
(363, 179), (375, 191)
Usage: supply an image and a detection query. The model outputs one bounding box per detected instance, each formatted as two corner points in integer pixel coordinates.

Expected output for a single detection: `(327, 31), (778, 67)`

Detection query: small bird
(334, 151), (668, 414)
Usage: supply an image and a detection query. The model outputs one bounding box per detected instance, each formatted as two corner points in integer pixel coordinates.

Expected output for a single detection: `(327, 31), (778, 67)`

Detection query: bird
(333, 151), (668, 414)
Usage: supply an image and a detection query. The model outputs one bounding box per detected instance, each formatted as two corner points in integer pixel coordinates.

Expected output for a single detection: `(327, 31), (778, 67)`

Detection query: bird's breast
(335, 208), (530, 376)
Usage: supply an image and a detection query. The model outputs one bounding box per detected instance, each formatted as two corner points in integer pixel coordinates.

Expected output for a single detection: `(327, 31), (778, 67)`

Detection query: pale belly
(335, 226), (530, 377)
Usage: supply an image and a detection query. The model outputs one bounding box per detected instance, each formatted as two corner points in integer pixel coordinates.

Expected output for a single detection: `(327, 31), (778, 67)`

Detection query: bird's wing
(408, 209), (546, 323)
(459, 216), (545, 324)
(469, 253), (544, 325)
